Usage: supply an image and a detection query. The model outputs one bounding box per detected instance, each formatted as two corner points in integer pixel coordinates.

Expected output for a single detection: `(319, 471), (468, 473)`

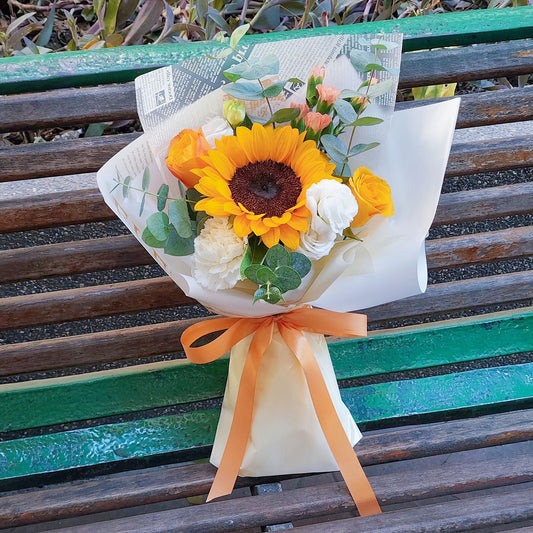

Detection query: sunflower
(194, 123), (336, 249)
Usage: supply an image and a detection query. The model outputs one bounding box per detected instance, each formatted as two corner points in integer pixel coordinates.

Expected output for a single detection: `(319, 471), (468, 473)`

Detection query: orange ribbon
(181, 307), (381, 516)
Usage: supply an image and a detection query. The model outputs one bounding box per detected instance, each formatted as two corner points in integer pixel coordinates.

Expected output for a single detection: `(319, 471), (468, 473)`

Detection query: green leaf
(365, 78), (395, 99)
(244, 264), (276, 285)
(206, 46), (233, 60)
(196, 215), (209, 235)
(333, 99), (358, 125)
(122, 176), (131, 198)
(321, 134), (348, 160)
(35, 0), (56, 47)
(84, 122), (108, 137)
(229, 23), (249, 49)
(240, 237), (268, 278)
(262, 80), (286, 99)
(103, 0), (121, 36)
(264, 244), (290, 269)
(207, 6), (231, 34)
(350, 49), (376, 72)
(146, 211), (170, 241)
(274, 266), (301, 292)
(290, 252), (311, 278)
(139, 193), (146, 216)
(347, 142), (380, 157)
(142, 167), (150, 191)
(223, 81), (264, 101)
(343, 226), (363, 241)
(352, 117), (384, 127)
(264, 107), (300, 125)
(253, 285), (283, 304)
(164, 226), (195, 256)
(142, 226), (167, 248)
(157, 184), (169, 211)
(168, 199), (193, 239)
(224, 54), (279, 82)
(364, 63), (387, 73)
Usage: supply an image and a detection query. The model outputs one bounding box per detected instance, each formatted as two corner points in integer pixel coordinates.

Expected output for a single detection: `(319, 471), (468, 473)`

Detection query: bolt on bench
(0, 8), (532, 532)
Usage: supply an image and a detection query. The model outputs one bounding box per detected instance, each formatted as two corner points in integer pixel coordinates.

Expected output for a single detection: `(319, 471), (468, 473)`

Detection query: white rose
(308, 179), (358, 233)
(202, 116), (234, 148)
(298, 180), (358, 261)
(192, 217), (247, 291)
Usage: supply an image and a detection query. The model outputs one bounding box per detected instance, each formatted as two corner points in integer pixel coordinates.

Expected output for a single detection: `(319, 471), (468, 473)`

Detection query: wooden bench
(1, 8), (532, 532)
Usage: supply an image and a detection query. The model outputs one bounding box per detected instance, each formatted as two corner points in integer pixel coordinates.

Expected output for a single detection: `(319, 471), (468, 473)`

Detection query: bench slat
(2, 179), (531, 234)
(1, 412), (530, 528)
(2, 123), (532, 183)
(1, 226), (529, 283)
(1, 269), (530, 329)
(35, 448), (533, 533)
(1, 9), (531, 95)
(1, 310), (530, 428)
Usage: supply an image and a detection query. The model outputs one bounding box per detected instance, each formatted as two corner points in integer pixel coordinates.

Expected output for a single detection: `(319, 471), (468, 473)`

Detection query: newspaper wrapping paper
(96, 32), (460, 478)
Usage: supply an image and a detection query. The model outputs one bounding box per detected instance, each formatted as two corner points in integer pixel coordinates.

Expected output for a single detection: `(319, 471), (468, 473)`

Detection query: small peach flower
(310, 66), (325, 81)
(290, 102), (310, 120)
(316, 84), (341, 106)
(304, 112), (332, 133)
(348, 167), (395, 228)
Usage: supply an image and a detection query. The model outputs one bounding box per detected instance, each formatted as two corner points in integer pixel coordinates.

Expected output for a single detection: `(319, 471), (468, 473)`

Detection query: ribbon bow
(181, 307), (381, 516)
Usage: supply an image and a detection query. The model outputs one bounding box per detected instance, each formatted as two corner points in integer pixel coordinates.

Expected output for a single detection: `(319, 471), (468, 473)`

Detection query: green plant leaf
(224, 54), (279, 82)
(321, 134), (348, 160)
(157, 184), (169, 211)
(103, 0), (121, 36)
(84, 122), (108, 137)
(35, 0), (56, 47)
(262, 80), (286, 99)
(264, 107), (300, 125)
(365, 78), (395, 99)
(146, 211), (169, 241)
(142, 226), (167, 248)
(352, 117), (384, 127)
(264, 244), (290, 269)
(333, 99), (358, 125)
(229, 23), (249, 49)
(240, 237), (268, 278)
(223, 81), (264, 101)
(274, 265), (301, 292)
(244, 264), (276, 285)
(168, 199), (193, 238)
(139, 193), (146, 216)
(290, 252), (311, 278)
(347, 141), (380, 157)
(364, 63), (387, 72)
(350, 49), (376, 72)
(164, 226), (195, 256)
(142, 167), (150, 191)
(207, 7), (231, 34)
(122, 176), (131, 198)
(253, 284), (283, 304)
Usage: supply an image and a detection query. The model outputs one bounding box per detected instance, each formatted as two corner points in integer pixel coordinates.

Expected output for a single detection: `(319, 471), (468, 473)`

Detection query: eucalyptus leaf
(333, 99), (358, 125)
(206, 47), (234, 60)
(265, 107), (300, 125)
(139, 193), (146, 217)
(264, 244), (290, 269)
(168, 199), (193, 238)
(352, 117), (384, 127)
(365, 78), (395, 99)
(321, 134), (348, 159)
(257, 266), (278, 284)
(142, 226), (167, 248)
(350, 49), (376, 72)
(223, 81), (264, 101)
(364, 63), (387, 72)
(274, 266), (301, 292)
(253, 284), (283, 304)
(229, 23), (249, 49)
(244, 264), (266, 285)
(290, 252), (311, 278)
(122, 176), (131, 198)
(157, 184), (169, 211)
(262, 80), (286, 99)
(240, 238), (267, 278)
(347, 142), (380, 157)
(142, 167), (150, 191)
(146, 211), (170, 241)
(164, 226), (195, 256)
(224, 54), (279, 82)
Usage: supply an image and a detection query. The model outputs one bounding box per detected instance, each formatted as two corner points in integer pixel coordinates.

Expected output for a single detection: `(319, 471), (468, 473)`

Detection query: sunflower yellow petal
(233, 214), (252, 237)
(279, 225), (300, 250)
(262, 227), (280, 248)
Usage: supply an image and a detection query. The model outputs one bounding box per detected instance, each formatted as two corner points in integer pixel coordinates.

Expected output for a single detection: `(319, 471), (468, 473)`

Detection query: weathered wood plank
(1, 75), (531, 135)
(0, 277), (194, 330)
(1, 9), (532, 95)
(2, 179), (530, 235)
(38, 450), (533, 533)
(1, 408), (531, 510)
(2, 226), (529, 283)
(299, 484), (533, 532)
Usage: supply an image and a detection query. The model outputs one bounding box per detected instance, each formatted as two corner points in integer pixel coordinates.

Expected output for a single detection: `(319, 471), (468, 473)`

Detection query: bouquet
(97, 28), (459, 516)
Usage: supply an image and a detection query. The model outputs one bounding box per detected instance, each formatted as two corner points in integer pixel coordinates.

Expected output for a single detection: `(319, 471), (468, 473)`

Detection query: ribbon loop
(181, 308), (381, 516)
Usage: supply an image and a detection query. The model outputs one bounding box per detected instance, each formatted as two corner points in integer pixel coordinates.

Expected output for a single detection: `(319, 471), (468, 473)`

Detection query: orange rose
(348, 167), (394, 228)
(166, 128), (210, 188)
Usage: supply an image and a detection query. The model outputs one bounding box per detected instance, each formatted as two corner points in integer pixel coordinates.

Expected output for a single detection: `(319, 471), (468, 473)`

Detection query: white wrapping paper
(96, 33), (460, 479)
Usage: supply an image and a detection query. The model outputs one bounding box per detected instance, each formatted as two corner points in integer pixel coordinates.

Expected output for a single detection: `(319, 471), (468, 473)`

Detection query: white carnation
(192, 217), (247, 291)
(299, 180), (358, 261)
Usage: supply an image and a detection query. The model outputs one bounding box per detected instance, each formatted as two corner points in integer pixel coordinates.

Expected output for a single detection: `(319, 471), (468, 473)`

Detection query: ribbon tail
(279, 325), (382, 517)
(207, 321), (274, 502)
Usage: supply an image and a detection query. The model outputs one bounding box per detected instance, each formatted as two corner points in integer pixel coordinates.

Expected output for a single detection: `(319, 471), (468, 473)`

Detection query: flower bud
(223, 100), (246, 128)
(306, 65), (326, 107)
(304, 112), (332, 134)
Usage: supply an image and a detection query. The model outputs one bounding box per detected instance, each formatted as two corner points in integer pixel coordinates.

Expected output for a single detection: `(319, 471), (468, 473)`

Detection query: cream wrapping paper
(96, 33), (460, 480)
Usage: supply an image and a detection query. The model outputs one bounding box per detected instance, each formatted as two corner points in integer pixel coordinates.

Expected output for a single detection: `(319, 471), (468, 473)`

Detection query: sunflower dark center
(230, 160), (301, 218)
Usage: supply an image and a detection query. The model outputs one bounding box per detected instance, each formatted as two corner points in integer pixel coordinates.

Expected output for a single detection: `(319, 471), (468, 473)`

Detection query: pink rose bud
(304, 112), (332, 133)
(310, 66), (326, 80)
(290, 102), (310, 120)
(316, 84), (341, 106)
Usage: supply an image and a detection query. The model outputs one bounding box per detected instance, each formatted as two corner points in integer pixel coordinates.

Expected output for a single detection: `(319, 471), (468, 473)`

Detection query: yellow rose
(348, 167), (394, 228)
(166, 128), (210, 188)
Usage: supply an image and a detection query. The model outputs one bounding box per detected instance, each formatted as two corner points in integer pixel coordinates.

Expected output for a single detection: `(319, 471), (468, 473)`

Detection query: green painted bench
(1, 8), (533, 532)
